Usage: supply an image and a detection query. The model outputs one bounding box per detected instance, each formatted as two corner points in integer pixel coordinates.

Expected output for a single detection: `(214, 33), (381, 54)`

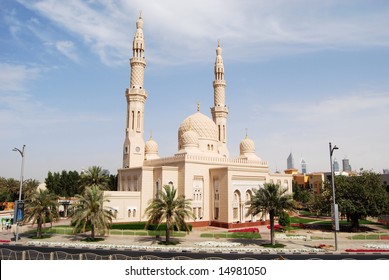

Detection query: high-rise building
(342, 158), (351, 172)
(383, 169), (389, 174)
(301, 159), (307, 174)
(287, 152), (294, 169)
(333, 158), (339, 172)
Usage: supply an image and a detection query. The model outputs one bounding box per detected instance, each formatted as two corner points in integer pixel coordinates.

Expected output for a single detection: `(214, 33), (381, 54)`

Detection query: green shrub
(110, 222), (147, 230)
(111, 222), (192, 231)
(278, 211), (290, 227)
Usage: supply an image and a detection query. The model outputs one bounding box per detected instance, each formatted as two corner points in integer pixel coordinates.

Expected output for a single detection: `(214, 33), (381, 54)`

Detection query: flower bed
(228, 228), (259, 233)
(267, 225), (285, 231)
(0, 240), (11, 243)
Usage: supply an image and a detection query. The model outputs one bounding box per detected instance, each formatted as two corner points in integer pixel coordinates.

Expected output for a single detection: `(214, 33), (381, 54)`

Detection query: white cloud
(55, 40), (79, 62)
(0, 63), (40, 92)
(269, 92), (389, 123)
(15, 0), (389, 66)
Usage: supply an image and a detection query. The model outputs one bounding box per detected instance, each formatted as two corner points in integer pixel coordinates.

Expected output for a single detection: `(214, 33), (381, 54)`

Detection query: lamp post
(13, 145), (25, 242)
(329, 142), (339, 251)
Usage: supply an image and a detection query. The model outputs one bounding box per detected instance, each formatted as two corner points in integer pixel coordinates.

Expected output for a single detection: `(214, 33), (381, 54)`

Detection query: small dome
(178, 112), (218, 147)
(145, 137), (158, 154)
(240, 136), (255, 154)
(182, 130), (199, 147)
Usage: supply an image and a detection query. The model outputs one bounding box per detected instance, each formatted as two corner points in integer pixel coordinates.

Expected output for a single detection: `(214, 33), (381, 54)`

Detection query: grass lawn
(348, 233), (389, 240)
(312, 219), (379, 226)
(200, 232), (261, 239)
(261, 243), (286, 248)
(289, 216), (322, 224)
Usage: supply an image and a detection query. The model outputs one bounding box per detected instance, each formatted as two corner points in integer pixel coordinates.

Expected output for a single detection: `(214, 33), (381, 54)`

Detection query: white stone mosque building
(104, 15), (292, 228)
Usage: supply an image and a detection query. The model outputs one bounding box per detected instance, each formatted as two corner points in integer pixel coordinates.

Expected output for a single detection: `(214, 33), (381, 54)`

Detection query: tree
(332, 171), (389, 231)
(308, 191), (331, 217)
(292, 181), (312, 208)
(71, 185), (114, 240)
(108, 174), (118, 191)
(278, 211), (290, 227)
(247, 183), (294, 245)
(144, 184), (194, 244)
(22, 179), (40, 201)
(80, 166), (109, 191)
(0, 178), (20, 202)
(45, 172), (62, 196)
(23, 189), (59, 238)
(45, 170), (81, 197)
(59, 170), (81, 197)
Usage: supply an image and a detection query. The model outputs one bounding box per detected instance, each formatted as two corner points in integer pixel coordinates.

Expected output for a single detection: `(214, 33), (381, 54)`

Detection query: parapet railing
(144, 154), (268, 167)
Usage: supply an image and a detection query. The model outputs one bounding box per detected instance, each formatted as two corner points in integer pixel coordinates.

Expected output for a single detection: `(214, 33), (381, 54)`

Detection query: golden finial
(218, 39), (220, 47)
(245, 128), (248, 139)
(197, 101), (200, 112)
(139, 10), (142, 19)
(149, 130), (153, 140)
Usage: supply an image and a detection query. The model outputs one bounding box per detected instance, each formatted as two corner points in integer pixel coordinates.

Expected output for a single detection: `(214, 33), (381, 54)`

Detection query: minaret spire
(211, 41), (229, 157)
(122, 14), (148, 168)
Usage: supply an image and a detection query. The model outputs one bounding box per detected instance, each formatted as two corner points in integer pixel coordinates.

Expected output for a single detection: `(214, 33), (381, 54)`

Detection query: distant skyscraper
(333, 158), (339, 172)
(301, 159), (307, 174)
(383, 169), (389, 174)
(287, 153), (294, 169)
(342, 158), (351, 172)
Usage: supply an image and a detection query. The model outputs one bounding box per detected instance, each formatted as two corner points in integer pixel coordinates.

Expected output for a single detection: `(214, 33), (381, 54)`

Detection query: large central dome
(178, 112), (218, 148)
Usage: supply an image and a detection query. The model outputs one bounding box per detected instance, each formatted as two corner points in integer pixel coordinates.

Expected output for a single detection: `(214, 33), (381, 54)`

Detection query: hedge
(111, 222), (192, 231)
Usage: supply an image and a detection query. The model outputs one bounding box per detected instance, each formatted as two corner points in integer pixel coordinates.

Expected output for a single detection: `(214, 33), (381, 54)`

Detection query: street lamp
(329, 142), (339, 251)
(13, 145), (25, 242)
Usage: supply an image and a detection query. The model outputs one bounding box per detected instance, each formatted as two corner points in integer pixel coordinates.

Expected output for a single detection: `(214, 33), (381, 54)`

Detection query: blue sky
(1, 0), (389, 182)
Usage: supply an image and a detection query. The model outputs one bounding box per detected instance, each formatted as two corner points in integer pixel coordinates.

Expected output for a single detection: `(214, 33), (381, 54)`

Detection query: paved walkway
(1, 219), (389, 254)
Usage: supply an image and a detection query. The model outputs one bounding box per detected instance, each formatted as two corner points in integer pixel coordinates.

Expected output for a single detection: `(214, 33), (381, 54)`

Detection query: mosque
(104, 15), (292, 228)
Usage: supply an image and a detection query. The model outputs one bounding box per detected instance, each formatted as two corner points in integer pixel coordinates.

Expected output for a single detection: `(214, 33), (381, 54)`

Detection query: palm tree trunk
(91, 224), (95, 240)
(37, 217), (42, 238)
(270, 209), (275, 245)
(166, 220), (170, 244)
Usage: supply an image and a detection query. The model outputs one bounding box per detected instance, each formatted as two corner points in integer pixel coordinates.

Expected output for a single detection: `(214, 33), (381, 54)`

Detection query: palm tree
(144, 184), (194, 244)
(0, 178), (20, 202)
(23, 179), (40, 201)
(71, 185), (114, 240)
(23, 189), (59, 238)
(80, 166), (109, 191)
(247, 183), (294, 245)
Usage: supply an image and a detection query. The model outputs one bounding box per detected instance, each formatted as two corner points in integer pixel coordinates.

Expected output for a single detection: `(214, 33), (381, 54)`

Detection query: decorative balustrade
(144, 154), (268, 167)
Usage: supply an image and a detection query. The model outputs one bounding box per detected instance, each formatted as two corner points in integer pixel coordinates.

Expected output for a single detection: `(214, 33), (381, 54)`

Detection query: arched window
(137, 111), (141, 130)
(131, 111), (135, 130)
(128, 209), (131, 218)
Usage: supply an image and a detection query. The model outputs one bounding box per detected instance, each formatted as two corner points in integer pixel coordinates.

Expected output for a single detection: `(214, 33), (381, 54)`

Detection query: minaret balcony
(213, 80), (226, 86)
(130, 57), (146, 64)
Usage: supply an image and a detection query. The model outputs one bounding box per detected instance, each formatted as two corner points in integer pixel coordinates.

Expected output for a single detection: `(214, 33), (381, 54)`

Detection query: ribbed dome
(182, 130), (199, 147)
(178, 112), (218, 146)
(240, 136), (255, 154)
(145, 137), (158, 154)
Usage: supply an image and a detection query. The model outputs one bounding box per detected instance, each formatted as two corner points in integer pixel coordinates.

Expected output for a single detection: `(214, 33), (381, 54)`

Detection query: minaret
(123, 13), (147, 168)
(211, 40), (229, 157)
